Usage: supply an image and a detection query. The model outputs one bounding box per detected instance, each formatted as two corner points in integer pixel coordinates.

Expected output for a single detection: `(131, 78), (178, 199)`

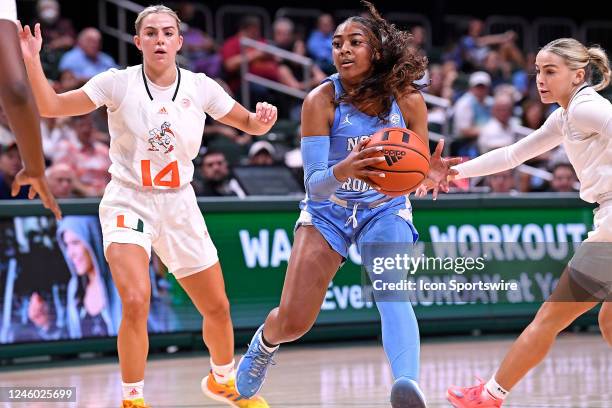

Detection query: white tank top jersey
(82, 65), (235, 189)
(0, 0), (17, 21)
(455, 85), (612, 203)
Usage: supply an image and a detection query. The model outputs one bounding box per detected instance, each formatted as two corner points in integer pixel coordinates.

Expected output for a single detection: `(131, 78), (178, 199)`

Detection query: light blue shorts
(296, 196), (419, 258)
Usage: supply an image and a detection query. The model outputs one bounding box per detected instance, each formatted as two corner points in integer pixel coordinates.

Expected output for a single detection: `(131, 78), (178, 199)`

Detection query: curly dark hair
(336, 1), (428, 121)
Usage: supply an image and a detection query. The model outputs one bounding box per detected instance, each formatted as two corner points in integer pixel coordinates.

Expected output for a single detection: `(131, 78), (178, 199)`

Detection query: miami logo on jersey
(147, 121), (176, 154)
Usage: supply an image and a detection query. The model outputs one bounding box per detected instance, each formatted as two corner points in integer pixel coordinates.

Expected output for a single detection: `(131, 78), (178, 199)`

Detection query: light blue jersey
(306, 73), (408, 206)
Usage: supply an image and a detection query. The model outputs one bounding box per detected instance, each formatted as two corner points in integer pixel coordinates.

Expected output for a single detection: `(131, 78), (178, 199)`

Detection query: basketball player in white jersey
(0, 0), (60, 218)
(419, 38), (612, 407)
(19, 5), (275, 408)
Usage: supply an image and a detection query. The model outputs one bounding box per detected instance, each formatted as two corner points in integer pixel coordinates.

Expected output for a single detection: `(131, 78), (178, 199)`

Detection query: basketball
(366, 128), (430, 196)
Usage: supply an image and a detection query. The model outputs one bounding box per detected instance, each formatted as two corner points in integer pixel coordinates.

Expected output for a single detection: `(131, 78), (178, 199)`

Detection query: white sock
(484, 376), (509, 400)
(122, 380), (144, 401)
(211, 358), (235, 385)
(258, 331), (279, 353)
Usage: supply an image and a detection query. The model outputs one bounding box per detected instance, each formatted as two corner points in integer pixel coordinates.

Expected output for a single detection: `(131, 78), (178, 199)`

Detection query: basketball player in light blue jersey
(236, 2), (457, 407)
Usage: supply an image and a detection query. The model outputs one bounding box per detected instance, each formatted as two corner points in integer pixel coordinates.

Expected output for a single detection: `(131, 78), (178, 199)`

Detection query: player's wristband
(301, 136), (342, 201)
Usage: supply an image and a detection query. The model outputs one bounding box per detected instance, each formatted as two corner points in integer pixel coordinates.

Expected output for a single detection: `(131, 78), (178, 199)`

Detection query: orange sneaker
(202, 372), (269, 407)
(121, 398), (150, 408)
(447, 378), (503, 407)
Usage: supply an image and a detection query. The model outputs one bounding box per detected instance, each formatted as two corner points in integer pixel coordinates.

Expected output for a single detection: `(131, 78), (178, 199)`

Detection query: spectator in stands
(408, 25), (428, 59)
(307, 14), (335, 75)
(0, 143), (28, 199)
(424, 63), (457, 126)
(54, 114), (111, 197)
(40, 116), (76, 163)
(452, 71), (493, 158)
(486, 169), (517, 193)
(272, 17), (326, 89)
(177, 3), (222, 78)
(453, 18), (516, 71)
(478, 93), (519, 153)
(248, 140), (275, 166)
(176, 1), (209, 30)
(512, 51), (540, 101)
(483, 50), (512, 89)
(46, 163), (75, 198)
(0, 107), (15, 146)
(521, 99), (546, 129)
(34, 0), (76, 80)
(193, 150), (245, 197)
(221, 16), (301, 98)
(548, 163), (578, 193)
(58, 28), (117, 81)
(182, 27), (222, 78)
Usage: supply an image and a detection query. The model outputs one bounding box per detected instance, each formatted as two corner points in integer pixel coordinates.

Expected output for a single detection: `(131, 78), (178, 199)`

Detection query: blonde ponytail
(587, 46), (611, 91)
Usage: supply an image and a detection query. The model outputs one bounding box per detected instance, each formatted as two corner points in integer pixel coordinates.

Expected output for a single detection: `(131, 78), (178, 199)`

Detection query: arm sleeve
(0, 0), (17, 21)
(301, 136), (343, 201)
(453, 109), (564, 179)
(81, 69), (120, 109)
(570, 100), (612, 136)
(197, 74), (236, 119)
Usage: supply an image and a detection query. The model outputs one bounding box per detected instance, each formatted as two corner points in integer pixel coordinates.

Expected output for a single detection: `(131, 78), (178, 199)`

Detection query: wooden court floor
(0, 333), (610, 407)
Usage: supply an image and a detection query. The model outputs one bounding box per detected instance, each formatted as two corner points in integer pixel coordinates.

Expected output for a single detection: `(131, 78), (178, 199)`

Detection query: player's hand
(255, 102), (277, 125)
(415, 139), (462, 200)
(12, 169), (62, 220)
(16, 21), (43, 61)
(334, 137), (386, 190)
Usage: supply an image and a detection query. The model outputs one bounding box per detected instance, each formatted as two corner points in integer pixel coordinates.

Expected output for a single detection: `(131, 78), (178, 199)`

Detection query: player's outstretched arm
(17, 22), (95, 118)
(416, 113), (565, 198)
(217, 101), (277, 136)
(0, 20), (61, 219)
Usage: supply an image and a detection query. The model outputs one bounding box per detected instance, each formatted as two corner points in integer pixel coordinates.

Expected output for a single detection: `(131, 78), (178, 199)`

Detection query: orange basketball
(366, 128), (430, 196)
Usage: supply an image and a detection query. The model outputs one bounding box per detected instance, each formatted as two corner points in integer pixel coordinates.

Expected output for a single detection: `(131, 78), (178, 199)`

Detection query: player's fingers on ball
(354, 137), (371, 151)
(359, 145), (383, 158)
(361, 170), (385, 179)
(359, 157), (386, 167)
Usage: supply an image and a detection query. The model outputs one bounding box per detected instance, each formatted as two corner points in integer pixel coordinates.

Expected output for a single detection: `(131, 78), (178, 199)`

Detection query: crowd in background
(1, 0), (594, 200)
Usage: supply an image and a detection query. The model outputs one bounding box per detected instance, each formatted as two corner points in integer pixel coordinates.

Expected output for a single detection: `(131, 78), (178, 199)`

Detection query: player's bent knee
(121, 291), (150, 322)
(530, 308), (568, 336)
(202, 296), (231, 322)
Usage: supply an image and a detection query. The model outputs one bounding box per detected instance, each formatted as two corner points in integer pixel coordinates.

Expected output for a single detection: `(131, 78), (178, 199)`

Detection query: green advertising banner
(181, 195), (596, 336)
(0, 194), (597, 357)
